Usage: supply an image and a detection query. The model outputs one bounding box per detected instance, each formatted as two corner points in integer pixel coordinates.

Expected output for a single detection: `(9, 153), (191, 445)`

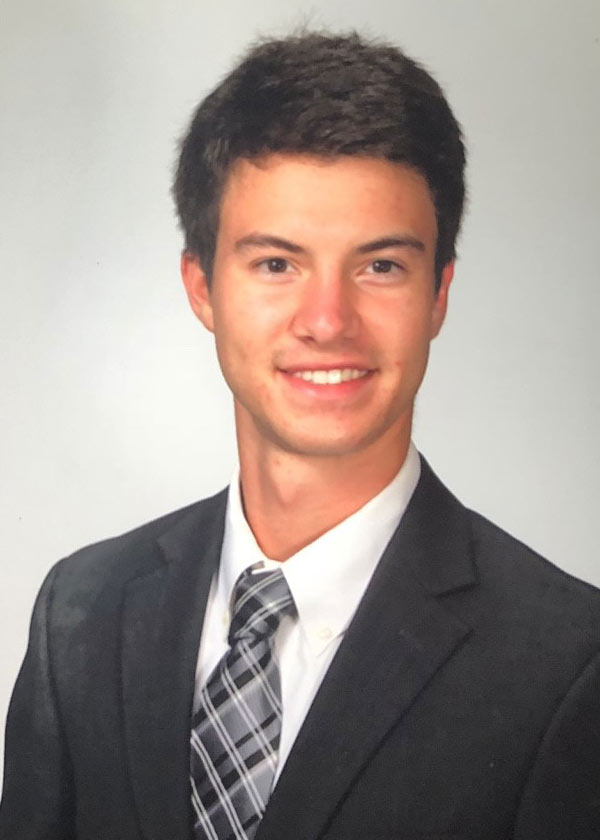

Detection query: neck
(237, 426), (411, 562)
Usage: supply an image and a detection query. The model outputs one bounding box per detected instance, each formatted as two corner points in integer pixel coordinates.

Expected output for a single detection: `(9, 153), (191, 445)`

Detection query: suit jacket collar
(120, 457), (476, 840)
(256, 457), (476, 840)
(397, 455), (476, 596)
(121, 489), (227, 840)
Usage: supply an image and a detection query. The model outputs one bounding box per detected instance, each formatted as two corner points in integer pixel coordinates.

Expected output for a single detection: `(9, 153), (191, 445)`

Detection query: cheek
(371, 306), (431, 360)
(212, 305), (275, 378)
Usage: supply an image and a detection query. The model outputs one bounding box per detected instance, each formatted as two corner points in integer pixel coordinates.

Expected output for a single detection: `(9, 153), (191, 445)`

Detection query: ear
(181, 252), (214, 332)
(430, 261), (454, 339)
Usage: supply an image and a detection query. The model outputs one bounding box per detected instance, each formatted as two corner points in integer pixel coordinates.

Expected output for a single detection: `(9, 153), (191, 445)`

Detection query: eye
(367, 259), (402, 274)
(359, 258), (407, 288)
(257, 257), (292, 274)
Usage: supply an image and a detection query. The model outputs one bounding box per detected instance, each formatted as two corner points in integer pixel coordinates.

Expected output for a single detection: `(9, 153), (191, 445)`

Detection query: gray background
(1, 0), (599, 774)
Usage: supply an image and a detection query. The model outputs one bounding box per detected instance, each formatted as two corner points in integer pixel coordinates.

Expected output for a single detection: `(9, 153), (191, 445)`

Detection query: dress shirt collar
(218, 443), (421, 657)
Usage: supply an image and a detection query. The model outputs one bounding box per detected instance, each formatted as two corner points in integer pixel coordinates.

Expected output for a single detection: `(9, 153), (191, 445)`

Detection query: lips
(291, 368), (369, 385)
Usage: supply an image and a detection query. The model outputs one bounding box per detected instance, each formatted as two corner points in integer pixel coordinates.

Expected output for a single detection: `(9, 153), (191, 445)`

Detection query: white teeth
(292, 368), (368, 384)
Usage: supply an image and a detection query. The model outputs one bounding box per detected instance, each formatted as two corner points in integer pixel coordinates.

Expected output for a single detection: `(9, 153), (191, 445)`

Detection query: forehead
(217, 154), (438, 250)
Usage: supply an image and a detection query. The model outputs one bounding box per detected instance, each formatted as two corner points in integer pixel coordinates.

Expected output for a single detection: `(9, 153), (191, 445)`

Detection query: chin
(267, 426), (385, 460)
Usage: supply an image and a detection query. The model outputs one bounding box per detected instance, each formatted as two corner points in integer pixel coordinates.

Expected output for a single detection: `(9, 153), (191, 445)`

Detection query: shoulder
(467, 506), (600, 618)
(449, 503), (600, 680)
(39, 488), (228, 613)
(417, 456), (600, 646)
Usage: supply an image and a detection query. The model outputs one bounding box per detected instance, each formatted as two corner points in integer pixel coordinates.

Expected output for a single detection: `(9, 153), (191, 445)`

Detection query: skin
(182, 154), (453, 560)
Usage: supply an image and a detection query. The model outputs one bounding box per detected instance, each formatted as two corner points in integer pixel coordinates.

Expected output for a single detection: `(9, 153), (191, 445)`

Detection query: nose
(291, 269), (360, 344)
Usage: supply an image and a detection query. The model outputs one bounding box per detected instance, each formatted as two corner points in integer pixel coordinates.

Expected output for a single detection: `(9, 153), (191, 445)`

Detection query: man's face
(182, 154), (452, 462)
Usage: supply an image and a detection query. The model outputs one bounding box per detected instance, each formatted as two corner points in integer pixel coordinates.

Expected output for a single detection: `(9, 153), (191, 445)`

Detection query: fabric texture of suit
(2, 457), (600, 840)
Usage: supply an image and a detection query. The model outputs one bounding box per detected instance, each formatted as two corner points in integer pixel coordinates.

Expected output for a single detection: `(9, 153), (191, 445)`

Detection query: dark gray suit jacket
(2, 458), (600, 839)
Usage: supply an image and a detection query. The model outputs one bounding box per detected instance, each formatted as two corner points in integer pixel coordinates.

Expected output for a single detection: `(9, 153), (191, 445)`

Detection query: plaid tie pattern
(190, 568), (296, 840)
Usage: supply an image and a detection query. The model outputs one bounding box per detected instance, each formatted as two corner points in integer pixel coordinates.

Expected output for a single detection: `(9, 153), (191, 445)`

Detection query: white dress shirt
(193, 443), (421, 782)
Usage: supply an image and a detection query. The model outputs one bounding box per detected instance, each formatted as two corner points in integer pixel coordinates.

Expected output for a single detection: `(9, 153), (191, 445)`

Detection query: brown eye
(265, 258), (289, 272)
(371, 260), (396, 273)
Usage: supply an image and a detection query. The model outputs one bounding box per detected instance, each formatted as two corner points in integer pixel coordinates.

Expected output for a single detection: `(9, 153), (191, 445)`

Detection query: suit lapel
(121, 490), (227, 840)
(257, 459), (476, 840)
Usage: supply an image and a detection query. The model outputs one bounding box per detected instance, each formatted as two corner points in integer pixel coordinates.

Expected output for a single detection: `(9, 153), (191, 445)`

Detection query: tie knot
(228, 568), (296, 644)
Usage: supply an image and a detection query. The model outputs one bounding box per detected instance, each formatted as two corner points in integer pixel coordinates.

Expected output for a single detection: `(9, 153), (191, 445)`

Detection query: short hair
(173, 31), (466, 289)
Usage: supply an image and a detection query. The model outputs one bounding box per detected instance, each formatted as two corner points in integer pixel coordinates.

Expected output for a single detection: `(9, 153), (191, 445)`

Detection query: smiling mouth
(290, 368), (370, 385)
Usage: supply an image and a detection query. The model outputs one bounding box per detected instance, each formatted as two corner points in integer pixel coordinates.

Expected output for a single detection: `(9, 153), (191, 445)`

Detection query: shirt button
(317, 626), (332, 641)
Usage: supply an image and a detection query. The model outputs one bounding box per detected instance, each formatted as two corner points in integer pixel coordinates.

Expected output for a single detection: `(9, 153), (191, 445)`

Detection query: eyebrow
(234, 234), (306, 254)
(355, 236), (425, 254)
(233, 232), (426, 255)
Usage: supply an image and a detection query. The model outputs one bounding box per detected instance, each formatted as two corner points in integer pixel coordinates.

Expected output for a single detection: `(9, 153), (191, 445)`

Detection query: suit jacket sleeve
(514, 650), (600, 840)
(0, 564), (75, 839)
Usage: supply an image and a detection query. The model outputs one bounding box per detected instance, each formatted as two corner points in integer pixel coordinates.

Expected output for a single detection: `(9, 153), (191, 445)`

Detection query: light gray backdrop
(2, 0), (599, 773)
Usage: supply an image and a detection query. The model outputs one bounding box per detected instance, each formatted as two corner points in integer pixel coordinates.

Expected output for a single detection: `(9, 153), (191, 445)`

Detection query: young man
(2, 32), (600, 840)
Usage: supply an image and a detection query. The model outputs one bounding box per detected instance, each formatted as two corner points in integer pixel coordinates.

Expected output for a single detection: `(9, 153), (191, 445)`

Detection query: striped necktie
(190, 567), (296, 840)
